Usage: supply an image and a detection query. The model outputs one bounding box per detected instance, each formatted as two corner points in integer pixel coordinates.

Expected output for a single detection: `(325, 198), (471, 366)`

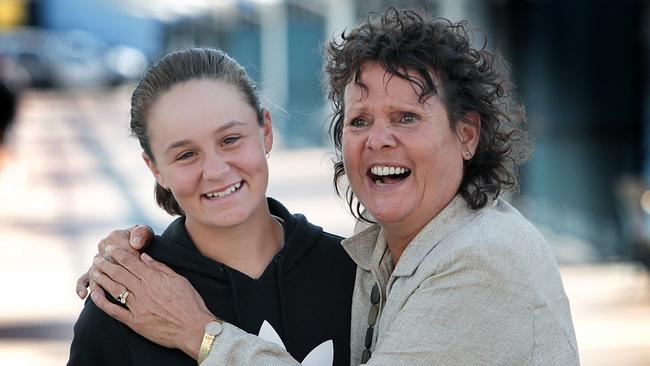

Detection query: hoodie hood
(146, 197), (324, 281)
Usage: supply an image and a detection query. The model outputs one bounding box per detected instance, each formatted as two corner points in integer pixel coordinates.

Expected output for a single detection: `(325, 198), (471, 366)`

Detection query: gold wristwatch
(197, 320), (222, 365)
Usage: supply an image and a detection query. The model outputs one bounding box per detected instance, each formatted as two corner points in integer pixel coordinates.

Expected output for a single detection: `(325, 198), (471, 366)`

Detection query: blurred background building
(6, 0), (647, 261)
(1, 0), (649, 365)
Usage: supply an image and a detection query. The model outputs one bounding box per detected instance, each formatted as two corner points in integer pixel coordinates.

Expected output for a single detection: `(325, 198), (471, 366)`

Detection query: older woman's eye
(349, 118), (369, 127)
(400, 112), (419, 124)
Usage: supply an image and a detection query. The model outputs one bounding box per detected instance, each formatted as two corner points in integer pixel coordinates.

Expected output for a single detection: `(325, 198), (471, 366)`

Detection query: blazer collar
(342, 195), (483, 277)
(341, 219), (384, 271)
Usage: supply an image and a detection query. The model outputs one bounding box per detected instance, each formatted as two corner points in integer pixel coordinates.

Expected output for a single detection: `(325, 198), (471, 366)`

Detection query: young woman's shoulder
(69, 295), (199, 366)
(68, 296), (132, 365)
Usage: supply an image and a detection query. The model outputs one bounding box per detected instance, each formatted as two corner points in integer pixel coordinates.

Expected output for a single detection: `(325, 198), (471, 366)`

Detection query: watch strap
(197, 320), (222, 365)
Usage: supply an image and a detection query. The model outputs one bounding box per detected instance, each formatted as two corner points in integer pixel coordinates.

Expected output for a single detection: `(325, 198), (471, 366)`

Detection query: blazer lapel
(391, 195), (482, 278)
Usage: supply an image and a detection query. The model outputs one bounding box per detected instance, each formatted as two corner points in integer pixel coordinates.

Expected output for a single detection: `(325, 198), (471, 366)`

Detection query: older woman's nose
(366, 124), (397, 150)
(202, 153), (230, 180)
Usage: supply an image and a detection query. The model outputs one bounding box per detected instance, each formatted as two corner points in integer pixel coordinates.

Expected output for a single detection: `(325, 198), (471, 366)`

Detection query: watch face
(205, 321), (223, 335)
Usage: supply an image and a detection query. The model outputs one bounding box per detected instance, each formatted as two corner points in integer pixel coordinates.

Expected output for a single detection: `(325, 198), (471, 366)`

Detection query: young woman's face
(144, 79), (272, 230)
(341, 62), (478, 232)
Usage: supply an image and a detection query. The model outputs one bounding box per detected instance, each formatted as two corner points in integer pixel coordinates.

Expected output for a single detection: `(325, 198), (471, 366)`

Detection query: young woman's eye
(400, 112), (419, 124)
(177, 151), (196, 160)
(222, 135), (241, 146)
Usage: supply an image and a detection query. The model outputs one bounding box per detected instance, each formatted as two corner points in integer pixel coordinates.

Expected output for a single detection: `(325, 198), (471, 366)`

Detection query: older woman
(79, 8), (578, 365)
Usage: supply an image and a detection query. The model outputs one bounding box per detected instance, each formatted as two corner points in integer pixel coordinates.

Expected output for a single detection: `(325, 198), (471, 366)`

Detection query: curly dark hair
(325, 7), (529, 220)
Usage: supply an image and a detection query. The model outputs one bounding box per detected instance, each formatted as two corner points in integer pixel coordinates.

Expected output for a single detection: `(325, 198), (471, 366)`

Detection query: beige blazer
(342, 195), (579, 365)
(201, 195), (579, 365)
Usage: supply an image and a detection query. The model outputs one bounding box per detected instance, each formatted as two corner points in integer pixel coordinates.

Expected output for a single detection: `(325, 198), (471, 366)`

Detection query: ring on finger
(103, 254), (111, 263)
(116, 289), (130, 304)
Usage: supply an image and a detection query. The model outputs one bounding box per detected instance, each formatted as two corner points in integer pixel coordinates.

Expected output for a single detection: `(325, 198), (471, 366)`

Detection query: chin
(365, 203), (410, 225)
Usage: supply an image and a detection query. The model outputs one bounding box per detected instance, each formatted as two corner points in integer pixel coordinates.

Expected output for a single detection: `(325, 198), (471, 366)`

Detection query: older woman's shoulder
(421, 197), (564, 297)
(436, 197), (559, 277)
(470, 197), (549, 252)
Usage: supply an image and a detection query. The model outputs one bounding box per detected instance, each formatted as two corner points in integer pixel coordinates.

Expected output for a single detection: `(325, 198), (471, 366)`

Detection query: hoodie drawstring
(222, 264), (242, 326)
(274, 254), (290, 353)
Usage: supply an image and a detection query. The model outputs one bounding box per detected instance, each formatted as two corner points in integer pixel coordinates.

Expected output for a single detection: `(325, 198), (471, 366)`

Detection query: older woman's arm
(76, 225), (153, 299)
(92, 247), (301, 365)
(91, 248), (217, 358)
(91, 234), (577, 366)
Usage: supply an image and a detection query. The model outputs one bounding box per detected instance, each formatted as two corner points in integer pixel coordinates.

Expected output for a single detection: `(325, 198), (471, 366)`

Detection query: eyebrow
(163, 120), (247, 153)
(346, 100), (427, 116)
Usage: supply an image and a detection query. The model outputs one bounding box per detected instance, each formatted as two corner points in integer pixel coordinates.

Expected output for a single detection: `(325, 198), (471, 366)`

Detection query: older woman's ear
(457, 112), (481, 159)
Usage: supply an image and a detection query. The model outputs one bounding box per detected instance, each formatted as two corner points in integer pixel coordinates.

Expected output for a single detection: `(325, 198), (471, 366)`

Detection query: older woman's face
(342, 62), (478, 233)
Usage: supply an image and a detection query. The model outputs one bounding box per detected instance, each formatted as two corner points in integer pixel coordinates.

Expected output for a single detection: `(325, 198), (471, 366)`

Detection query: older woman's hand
(75, 225), (154, 299)
(90, 246), (216, 359)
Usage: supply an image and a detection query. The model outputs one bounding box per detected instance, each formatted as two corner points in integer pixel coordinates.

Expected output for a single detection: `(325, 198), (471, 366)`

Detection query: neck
(381, 205), (445, 265)
(383, 225), (419, 265)
(185, 205), (283, 279)
(381, 194), (458, 265)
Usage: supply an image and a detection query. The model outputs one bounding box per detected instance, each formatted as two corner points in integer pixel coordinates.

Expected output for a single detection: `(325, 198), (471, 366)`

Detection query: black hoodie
(68, 198), (356, 366)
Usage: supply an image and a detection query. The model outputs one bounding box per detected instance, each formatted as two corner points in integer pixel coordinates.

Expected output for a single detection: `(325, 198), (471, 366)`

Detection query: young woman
(67, 48), (355, 366)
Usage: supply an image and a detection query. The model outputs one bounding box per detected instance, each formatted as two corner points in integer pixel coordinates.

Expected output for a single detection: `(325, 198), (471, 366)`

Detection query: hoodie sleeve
(201, 322), (300, 366)
(67, 299), (132, 366)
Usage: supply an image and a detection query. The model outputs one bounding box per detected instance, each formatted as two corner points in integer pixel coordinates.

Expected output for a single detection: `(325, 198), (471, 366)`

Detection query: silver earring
(266, 151), (270, 159)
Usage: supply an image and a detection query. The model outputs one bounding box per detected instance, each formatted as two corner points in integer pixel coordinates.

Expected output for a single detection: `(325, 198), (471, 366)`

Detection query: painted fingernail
(77, 289), (84, 297)
(141, 253), (153, 261)
(90, 292), (98, 301)
(132, 236), (141, 245)
(92, 272), (100, 280)
(106, 245), (114, 251)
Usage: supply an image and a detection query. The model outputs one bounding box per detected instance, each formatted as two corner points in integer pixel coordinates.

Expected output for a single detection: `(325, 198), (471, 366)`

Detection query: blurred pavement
(0, 89), (648, 365)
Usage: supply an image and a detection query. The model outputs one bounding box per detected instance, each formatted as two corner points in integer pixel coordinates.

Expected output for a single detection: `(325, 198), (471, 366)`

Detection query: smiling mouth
(203, 181), (243, 200)
(368, 165), (411, 186)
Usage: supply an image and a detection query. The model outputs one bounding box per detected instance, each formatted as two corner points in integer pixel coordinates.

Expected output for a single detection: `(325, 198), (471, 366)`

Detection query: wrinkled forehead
(343, 61), (442, 103)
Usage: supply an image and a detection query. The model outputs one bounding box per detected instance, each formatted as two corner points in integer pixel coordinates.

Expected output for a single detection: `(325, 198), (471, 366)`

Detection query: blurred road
(0, 89), (648, 365)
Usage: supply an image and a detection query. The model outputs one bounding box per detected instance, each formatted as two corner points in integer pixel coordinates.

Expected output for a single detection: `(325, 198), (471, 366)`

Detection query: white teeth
(371, 166), (410, 176)
(205, 182), (242, 199)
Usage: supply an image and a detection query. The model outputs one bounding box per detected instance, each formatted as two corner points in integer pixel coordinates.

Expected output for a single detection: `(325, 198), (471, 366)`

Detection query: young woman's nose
(202, 152), (230, 180)
(366, 123), (397, 151)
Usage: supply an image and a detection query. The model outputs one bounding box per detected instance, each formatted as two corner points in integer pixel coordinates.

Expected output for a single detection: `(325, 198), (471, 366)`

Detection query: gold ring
(116, 289), (130, 304)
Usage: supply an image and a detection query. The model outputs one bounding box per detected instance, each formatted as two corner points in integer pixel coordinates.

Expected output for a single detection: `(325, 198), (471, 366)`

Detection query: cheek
(248, 148), (268, 171)
(341, 134), (360, 167)
(423, 142), (464, 188)
(165, 166), (200, 193)
(241, 150), (269, 186)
